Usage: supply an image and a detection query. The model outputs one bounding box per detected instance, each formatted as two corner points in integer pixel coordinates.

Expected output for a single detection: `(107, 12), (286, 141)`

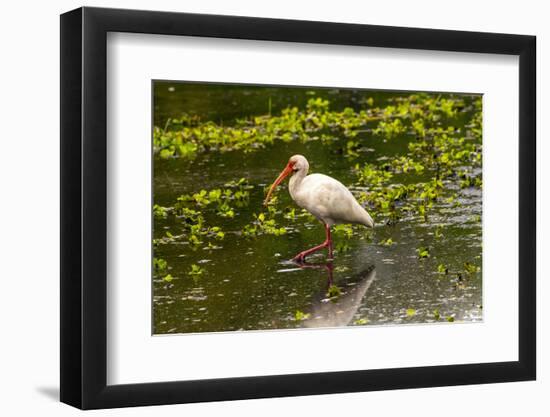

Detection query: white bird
(264, 154), (374, 262)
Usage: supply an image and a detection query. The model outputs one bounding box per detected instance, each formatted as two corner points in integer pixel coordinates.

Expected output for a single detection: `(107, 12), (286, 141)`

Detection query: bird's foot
(292, 240), (332, 264)
(292, 252), (307, 264)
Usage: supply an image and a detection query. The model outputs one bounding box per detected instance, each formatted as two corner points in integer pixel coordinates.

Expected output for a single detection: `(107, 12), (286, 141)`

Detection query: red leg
(326, 224), (333, 260)
(292, 224), (333, 262)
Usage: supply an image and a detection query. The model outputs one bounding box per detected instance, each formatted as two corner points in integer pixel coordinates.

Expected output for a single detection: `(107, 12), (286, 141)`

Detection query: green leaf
(188, 264), (204, 276)
(153, 258), (168, 273)
(416, 247), (430, 259)
(464, 262), (480, 274)
(159, 148), (173, 159)
(294, 310), (311, 321)
(327, 285), (342, 298)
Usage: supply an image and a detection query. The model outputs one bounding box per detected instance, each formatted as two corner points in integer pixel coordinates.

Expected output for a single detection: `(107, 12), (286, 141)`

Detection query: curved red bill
(263, 163), (294, 206)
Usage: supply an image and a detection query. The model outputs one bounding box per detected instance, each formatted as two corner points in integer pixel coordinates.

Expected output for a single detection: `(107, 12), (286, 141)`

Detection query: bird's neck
(289, 168), (307, 197)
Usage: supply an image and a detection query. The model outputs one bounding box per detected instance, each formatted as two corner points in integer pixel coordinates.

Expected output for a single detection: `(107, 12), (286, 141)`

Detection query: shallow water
(153, 83), (482, 334)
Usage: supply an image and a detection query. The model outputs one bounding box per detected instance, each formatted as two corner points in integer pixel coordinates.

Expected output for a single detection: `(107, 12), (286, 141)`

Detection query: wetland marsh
(152, 82), (483, 334)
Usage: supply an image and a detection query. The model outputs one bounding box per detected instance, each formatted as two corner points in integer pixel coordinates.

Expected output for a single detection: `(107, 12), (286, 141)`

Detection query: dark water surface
(153, 82), (482, 334)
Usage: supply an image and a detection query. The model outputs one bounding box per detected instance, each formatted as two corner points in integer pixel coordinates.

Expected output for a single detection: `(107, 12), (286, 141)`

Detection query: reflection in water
(294, 260), (377, 328)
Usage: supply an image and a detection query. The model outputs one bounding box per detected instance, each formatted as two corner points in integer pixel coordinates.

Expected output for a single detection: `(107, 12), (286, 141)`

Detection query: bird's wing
(299, 174), (365, 225)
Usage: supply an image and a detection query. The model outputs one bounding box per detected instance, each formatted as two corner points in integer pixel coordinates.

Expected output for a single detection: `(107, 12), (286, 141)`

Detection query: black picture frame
(60, 6), (536, 410)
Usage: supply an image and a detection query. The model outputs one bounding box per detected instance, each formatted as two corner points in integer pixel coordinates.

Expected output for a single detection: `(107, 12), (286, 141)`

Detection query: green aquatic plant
(241, 223), (258, 237)
(373, 118), (405, 138)
(327, 285), (342, 298)
(216, 202), (235, 218)
(464, 262), (481, 274)
(412, 118), (426, 138)
(233, 190), (250, 203)
(209, 227), (225, 240)
(294, 310), (311, 321)
(153, 97), (372, 159)
(437, 98), (459, 118)
(257, 215), (287, 236)
(153, 204), (169, 219)
(355, 163), (393, 186)
(416, 247), (430, 259)
(283, 207), (296, 220)
(345, 140), (361, 158)
(470, 214), (482, 223)
(175, 184), (251, 214)
(242, 212), (287, 238)
(388, 156), (425, 174)
(188, 264), (204, 276)
(335, 241), (351, 254)
(459, 172), (483, 189)
(188, 234), (202, 247)
(224, 177), (253, 189)
(192, 190), (211, 206)
(173, 204), (202, 222)
(333, 224), (353, 239)
(207, 189), (222, 203)
(153, 257), (168, 273)
(154, 231), (183, 246)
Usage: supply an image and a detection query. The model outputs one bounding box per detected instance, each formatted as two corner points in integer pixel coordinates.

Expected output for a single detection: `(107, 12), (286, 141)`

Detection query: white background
(108, 34), (518, 384)
(0, 0), (546, 416)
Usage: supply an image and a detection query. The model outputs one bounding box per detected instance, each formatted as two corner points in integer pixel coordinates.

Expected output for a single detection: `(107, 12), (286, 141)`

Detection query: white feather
(288, 156), (374, 228)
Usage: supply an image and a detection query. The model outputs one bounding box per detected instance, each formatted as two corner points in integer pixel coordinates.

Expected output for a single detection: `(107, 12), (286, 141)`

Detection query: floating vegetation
(153, 94), (482, 164)
(332, 224), (353, 239)
(464, 261), (481, 274)
(294, 310), (311, 321)
(242, 212), (287, 237)
(327, 284), (342, 299)
(188, 264), (204, 276)
(379, 237), (395, 247)
(417, 247), (430, 259)
(373, 118), (405, 138)
(153, 258), (168, 273)
(437, 264), (449, 275)
(153, 204), (169, 219)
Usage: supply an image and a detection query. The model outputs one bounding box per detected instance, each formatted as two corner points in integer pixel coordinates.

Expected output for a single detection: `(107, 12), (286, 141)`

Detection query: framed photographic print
(60, 6), (536, 409)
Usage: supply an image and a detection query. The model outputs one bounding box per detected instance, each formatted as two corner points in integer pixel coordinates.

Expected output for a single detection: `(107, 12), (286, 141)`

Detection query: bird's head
(263, 155), (309, 206)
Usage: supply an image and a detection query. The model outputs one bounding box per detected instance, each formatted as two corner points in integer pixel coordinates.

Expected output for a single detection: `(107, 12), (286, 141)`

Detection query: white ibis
(264, 155), (374, 262)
